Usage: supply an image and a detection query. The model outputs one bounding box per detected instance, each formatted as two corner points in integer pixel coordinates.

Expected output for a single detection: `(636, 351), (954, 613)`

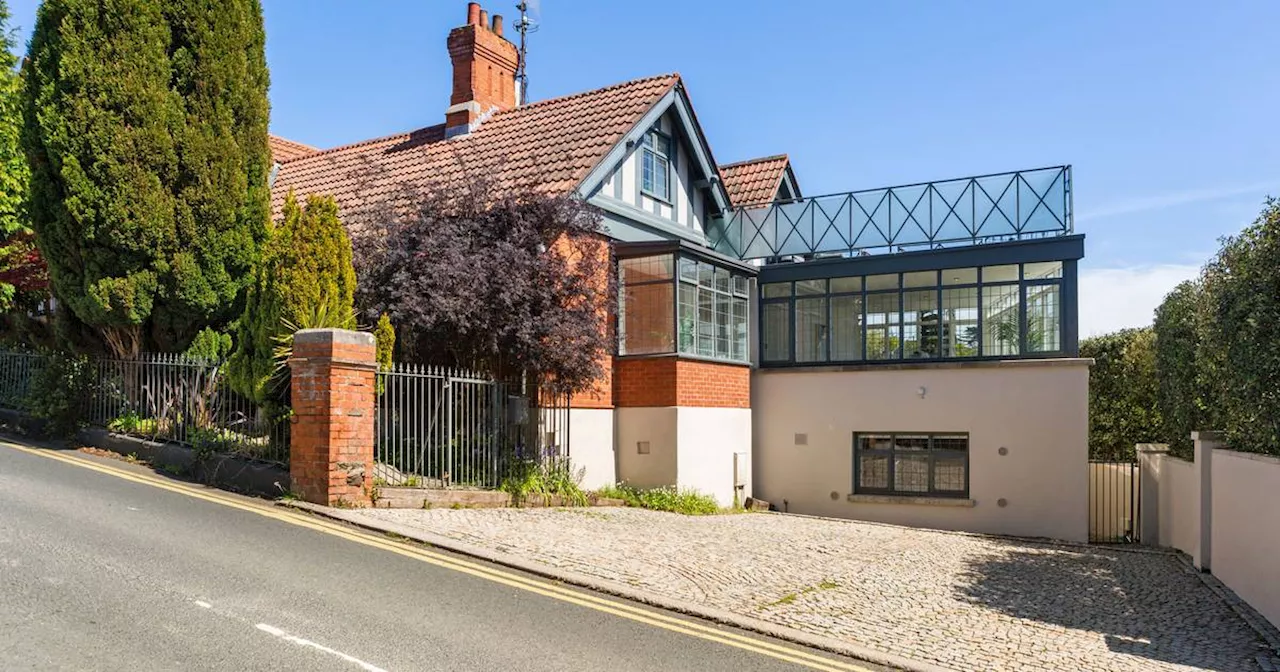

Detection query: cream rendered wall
(675, 407), (752, 507)
(1211, 449), (1280, 628)
(1155, 454), (1199, 559)
(569, 408), (616, 490)
(615, 407), (678, 489)
(753, 360), (1091, 542)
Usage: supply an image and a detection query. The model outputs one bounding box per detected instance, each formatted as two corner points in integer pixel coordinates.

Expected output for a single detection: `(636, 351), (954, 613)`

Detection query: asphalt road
(0, 439), (874, 672)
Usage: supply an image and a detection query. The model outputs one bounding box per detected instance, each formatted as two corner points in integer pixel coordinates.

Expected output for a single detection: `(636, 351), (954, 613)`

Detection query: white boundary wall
(1140, 438), (1280, 629)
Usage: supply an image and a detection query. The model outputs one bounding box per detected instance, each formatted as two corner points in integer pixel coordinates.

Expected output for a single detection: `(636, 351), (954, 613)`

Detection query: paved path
(350, 506), (1277, 672)
(0, 440), (870, 672)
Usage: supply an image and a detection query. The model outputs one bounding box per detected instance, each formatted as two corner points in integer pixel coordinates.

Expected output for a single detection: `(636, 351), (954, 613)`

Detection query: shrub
(24, 352), (93, 437)
(1080, 328), (1160, 461)
(501, 456), (587, 506)
(183, 327), (233, 363)
(1197, 199), (1280, 456)
(228, 192), (356, 404)
(1153, 281), (1211, 459)
(594, 484), (720, 516)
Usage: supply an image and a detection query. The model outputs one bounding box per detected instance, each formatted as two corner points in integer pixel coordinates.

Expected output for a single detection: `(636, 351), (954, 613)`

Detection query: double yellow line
(4, 442), (877, 672)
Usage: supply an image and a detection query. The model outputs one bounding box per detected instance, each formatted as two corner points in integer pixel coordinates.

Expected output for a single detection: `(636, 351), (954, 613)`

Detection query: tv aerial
(515, 0), (540, 104)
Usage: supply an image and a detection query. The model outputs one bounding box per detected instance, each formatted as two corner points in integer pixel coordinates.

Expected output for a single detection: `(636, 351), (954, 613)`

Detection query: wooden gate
(1088, 460), (1140, 543)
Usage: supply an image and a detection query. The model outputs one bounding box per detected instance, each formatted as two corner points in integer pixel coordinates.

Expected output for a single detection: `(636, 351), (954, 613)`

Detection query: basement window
(854, 433), (969, 498)
(641, 130), (673, 202)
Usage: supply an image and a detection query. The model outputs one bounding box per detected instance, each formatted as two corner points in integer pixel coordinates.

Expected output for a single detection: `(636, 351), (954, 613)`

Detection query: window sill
(641, 189), (674, 206)
(847, 493), (976, 508)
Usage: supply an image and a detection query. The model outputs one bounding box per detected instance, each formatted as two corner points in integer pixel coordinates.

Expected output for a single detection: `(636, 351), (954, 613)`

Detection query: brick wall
(614, 356), (750, 408)
(289, 329), (378, 506)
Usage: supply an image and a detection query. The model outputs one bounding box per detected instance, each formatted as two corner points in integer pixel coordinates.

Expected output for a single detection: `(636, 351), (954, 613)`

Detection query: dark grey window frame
(616, 241), (756, 366)
(853, 432), (970, 498)
(640, 128), (674, 204)
(756, 236), (1081, 368)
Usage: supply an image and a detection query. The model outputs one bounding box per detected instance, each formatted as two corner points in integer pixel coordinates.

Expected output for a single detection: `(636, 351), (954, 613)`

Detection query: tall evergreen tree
(229, 192), (357, 404)
(0, 0), (33, 312)
(21, 0), (270, 356)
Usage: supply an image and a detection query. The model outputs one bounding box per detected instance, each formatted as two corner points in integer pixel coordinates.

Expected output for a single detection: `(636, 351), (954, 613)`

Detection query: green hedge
(1081, 328), (1159, 461)
(1151, 198), (1280, 458)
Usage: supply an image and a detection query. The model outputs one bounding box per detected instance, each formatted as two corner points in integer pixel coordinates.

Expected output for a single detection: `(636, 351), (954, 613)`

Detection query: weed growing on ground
(592, 484), (720, 515)
(500, 456), (587, 506)
(760, 579), (841, 610)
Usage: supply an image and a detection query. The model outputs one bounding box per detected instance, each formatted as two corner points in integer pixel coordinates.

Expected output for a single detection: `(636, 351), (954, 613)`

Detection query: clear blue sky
(7, 1), (1279, 332)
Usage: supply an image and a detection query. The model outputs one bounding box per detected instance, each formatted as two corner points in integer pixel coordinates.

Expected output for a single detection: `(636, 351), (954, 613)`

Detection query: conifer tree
(22, 0), (270, 356)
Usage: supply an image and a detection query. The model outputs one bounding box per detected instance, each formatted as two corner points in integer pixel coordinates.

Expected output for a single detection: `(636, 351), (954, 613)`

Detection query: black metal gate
(1088, 460), (1140, 543)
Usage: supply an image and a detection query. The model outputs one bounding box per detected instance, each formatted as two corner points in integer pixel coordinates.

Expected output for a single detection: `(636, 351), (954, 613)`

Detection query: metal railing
(707, 165), (1073, 261)
(375, 363), (570, 489)
(0, 350), (289, 465)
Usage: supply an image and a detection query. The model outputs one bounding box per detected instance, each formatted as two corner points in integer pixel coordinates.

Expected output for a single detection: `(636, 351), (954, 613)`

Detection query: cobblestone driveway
(348, 507), (1273, 672)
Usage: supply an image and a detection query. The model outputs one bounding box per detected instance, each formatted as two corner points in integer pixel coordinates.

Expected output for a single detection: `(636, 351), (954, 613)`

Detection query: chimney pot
(492, 14), (503, 36)
(479, 9), (489, 29)
(466, 2), (480, 26)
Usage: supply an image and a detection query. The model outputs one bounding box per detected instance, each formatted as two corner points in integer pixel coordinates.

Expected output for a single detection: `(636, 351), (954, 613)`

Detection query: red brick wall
(289, 330), (378, 507)
(614, 356), (750, 408)
(446, 13), (519, 128)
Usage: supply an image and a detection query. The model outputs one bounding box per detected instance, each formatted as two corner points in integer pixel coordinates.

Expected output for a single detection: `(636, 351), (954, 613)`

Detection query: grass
(593, 484), (720, 516)
(760, 579), (842, 610)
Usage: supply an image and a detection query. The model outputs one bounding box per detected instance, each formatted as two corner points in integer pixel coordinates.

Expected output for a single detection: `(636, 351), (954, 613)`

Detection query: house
(270, 2), (1091, 542)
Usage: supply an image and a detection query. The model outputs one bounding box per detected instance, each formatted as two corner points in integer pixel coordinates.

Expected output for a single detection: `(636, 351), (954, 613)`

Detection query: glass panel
(865, 292), (901, 360)
(943, 268), (978, 286)
(762, 282), (791, 299)
(641, 149), (655, 194)
(732, 274), (750, 297)
(865, 273), (898, 291)
(697, 260), (715, 287)
(762, 302), (790, 362)
(795, 279), (826, 296)
(904, 271), (936, 288)
(902, 289), (938, 359)
(1026, 282), (1061, 353)
(982, 285), (1020, 356)
(715, 291), (731, 358)
(941, 288), (979, 357)
(620, 282), (674, 355)
(982, 264), (1019, 283)
(859, 454), (889, 490)
(860, 434), (892, 451)
(895, 435), (929, 451)
(697, 286), (715, 357)
(831, 276), (862, 293)
(678, 282), (698, 353)
(932, 435), (969, 453)
(1024, 261), (1063, 280)
(620, 254), (673, 283)
(932, 455), (967, 493)
(894, 454), (930, 493)
(714, 267), (731, 293)
(831, 295), (863, 361)
(795, 298), (828, 363)
(678, 256), (698, 281)
(731, 297), (749, 361)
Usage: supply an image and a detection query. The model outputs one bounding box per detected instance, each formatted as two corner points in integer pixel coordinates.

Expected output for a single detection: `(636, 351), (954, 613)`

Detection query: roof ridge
(495, 72), (680, 115)
(719, 154), (789, 170)
(269, 134), (320, 152)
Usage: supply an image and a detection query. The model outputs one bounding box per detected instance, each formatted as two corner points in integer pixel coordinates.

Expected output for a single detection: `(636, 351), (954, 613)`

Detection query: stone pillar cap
(293, 328), (375, 347)
(1135, 443), (1170, 454)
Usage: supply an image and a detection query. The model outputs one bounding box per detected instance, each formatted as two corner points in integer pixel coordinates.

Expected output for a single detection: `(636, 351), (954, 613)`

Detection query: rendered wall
(569, 408), (616, 490)
(676, 407), (752, 506)
(1210, 449), (1280, 628)
(615, 407), (678, 489)
(753, 360), (1090, 542)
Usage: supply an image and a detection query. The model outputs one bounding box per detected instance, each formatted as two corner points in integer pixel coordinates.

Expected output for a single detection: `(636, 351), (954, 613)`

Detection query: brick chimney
(445, 2), (519, 138)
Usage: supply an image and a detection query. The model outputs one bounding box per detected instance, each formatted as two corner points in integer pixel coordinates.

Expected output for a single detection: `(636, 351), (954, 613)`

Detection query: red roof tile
(269, 134), (320, 163)
(719, 154), (790, 207)
(271, 74), (681, 231)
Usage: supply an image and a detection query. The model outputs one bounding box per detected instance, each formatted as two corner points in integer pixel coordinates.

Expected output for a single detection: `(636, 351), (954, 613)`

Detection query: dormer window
(641, 129), (673, 202)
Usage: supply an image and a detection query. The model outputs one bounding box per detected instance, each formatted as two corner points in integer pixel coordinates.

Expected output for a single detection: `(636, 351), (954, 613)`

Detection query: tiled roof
(719, 154), (790, 207)
(270, 74), (681, 230)
(269, 134), (320, 163)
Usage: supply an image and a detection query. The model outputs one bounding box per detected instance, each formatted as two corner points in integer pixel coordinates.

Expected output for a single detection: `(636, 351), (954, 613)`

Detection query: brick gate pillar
(288, 329), (377, 506)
